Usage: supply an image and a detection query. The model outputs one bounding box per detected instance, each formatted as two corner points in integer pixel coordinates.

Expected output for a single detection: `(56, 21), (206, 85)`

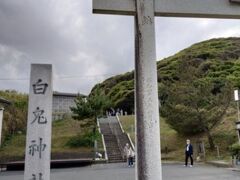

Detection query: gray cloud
(0, 0), (240, 95)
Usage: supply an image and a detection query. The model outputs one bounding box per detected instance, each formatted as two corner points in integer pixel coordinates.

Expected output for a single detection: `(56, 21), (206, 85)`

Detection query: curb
(206, 161), (233, 168)
(162, 161), (204, 165)
(231, 168), (240, 172)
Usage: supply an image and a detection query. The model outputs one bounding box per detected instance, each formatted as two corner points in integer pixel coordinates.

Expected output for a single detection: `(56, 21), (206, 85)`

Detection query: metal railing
(97, 118), (108, 161)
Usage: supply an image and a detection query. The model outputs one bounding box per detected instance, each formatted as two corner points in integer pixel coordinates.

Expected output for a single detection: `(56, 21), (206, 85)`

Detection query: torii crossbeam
(92, 1), (240, 180)
(93, 0), (240, 18)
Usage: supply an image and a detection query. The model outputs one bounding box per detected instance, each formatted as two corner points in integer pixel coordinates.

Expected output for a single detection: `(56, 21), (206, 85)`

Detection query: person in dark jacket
(185, 139), (193, 167)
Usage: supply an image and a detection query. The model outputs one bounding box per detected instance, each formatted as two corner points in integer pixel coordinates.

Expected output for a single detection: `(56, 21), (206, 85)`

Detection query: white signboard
(237, 123), (240, 130)
(234, 90), (239, 101)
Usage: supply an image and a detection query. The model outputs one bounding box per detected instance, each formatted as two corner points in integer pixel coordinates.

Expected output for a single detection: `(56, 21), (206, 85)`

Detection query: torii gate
(92, 0), (240, 180)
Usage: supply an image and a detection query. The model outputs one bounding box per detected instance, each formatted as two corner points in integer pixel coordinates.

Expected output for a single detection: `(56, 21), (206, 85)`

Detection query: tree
(160, 61), (232, 149)
(0, 90), (28, 145)
(70, 88), (112, 131)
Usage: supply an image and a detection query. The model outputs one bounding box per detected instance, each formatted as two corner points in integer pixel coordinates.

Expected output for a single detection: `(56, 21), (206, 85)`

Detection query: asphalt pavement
(0, 163), (239, 180)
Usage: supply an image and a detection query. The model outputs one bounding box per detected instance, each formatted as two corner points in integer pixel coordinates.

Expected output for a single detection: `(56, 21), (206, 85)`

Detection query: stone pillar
(134, 0), (162, 180)
(24, 64), (53, 180)
(0, 108), (4, 147)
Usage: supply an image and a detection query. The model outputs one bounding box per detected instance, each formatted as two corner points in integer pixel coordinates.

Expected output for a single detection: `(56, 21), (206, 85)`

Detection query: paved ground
(0, 163), (239, 180)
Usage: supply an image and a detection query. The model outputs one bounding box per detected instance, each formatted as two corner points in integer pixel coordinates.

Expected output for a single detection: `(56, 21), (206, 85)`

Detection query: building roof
(0, 97), (11, 105)
(53, 91), (86, 98)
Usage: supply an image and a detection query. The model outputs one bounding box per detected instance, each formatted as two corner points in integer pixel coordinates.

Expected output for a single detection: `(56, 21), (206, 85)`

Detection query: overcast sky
(0, 0), (240, 95)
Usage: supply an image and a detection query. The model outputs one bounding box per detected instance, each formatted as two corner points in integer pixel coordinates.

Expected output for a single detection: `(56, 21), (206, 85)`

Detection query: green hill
(91, 37), (240, 113)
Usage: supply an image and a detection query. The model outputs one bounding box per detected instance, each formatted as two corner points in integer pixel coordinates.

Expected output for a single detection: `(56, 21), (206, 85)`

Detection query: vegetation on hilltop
(160, 64), (232, 149)
(90, 37), (240, 149)
(91, 38), (240, 114)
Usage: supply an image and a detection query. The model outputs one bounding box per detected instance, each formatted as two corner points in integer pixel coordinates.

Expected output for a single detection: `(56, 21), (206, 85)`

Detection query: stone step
(104, 146), (119, 148)
(105, 143), (119, 146)
(108, 160), (125, 163)
(108, 155), (122, 158)
(107, 148), (120, 150)
(105, 147), (119, 150)
(108, 152), (121, 155)
(106, 147), (120, 149)
(107, 150), (121, 152)
(108, 157), (122, 160)
(108, 156), (122, 159)
(105, 144), (119, 146)
(105, 146), (119, 148)
(104, 138), (117, 140)
(105, 144), (119, 147)
(104, 135), (117, 138)
(105, 145), (119, 147)
(105, 139), (118, 142)
(105, 147), (119, 149)
(108, 152), (121, 154)
(108, 159), (123, 162)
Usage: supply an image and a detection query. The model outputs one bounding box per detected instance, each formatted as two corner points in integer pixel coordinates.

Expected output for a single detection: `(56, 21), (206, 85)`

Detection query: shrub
(66, 131), (100, 148)
(229, 143), (240, 157)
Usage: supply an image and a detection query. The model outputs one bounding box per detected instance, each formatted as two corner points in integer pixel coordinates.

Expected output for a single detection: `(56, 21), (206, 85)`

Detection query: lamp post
(234, 90), (240, 143)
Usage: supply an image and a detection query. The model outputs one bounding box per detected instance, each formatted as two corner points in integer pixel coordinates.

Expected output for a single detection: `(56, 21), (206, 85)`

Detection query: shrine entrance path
(0, 163), (239, 180)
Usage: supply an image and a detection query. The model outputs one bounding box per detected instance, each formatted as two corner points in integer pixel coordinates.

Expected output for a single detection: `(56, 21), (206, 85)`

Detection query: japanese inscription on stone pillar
(24, 64), (53, 180)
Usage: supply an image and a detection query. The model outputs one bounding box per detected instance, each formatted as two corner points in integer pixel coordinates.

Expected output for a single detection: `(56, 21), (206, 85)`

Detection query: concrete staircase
(98, 116), (134, 163)
(103, 135), (123, 163)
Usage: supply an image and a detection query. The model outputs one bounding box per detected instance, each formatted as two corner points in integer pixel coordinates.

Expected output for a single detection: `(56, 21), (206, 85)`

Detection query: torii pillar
(93, 1), (161, 180)
(93, 0), (240, 180)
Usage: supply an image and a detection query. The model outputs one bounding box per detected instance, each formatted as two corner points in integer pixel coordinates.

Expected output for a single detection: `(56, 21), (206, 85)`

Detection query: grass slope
(0, 119), (103, 163)
(119, 113), (237, 162)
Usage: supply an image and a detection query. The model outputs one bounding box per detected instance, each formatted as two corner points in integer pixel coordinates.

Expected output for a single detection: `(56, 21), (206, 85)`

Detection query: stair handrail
(116, 115), (125, 133)
(97, 118), (108, 162)
(97, 117), (101, 134)
(127, 133), (135, 151)
(102, 134), (108, 161)
(115, 116), (135, 151)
